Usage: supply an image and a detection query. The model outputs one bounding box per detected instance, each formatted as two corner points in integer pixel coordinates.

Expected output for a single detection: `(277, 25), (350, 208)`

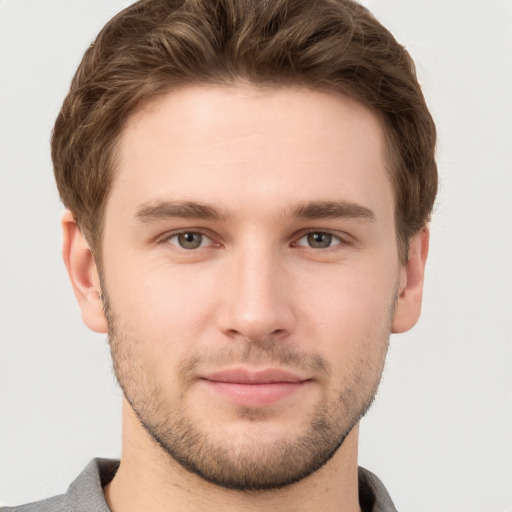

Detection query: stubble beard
(103, 293), (392, 491)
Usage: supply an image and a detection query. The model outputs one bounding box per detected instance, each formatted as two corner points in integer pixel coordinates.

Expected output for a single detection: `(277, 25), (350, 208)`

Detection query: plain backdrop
(1, 1), (511, 510)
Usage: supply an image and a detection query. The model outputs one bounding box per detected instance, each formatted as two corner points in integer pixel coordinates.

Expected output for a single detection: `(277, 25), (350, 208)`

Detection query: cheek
(103, 241), (399, 367)
(104, 257), (221, 354)
(297, 260), (398, 355)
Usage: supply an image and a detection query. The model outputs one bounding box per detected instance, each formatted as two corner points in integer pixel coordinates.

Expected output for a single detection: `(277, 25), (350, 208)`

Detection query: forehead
(110, 84), (393, 222)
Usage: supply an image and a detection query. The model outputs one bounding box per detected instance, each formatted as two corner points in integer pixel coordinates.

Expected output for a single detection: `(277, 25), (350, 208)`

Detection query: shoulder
(0, 493), (68, 512)
(358, 466), (398, 512)
(1, 458), (118, 512)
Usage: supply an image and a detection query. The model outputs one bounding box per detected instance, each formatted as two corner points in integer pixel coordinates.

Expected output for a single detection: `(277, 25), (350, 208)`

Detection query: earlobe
(62, 210), (108, 333)
(391, 227), (430, 334)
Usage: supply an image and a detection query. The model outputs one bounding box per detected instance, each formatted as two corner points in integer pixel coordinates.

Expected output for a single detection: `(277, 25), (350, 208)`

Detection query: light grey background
(1, 1), (511, 510)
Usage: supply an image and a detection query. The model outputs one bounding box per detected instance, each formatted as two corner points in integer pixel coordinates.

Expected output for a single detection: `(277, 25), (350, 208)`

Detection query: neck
(104, 400), (362, 512)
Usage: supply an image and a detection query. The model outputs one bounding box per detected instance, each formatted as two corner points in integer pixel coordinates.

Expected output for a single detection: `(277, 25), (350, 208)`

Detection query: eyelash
(162, 230), (217, 250)
(160, 229), (349, 252)
(292, 231), (346, 250)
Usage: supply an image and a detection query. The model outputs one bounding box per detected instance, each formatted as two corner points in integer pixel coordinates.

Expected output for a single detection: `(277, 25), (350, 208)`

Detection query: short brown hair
(52, 0), (437, 262)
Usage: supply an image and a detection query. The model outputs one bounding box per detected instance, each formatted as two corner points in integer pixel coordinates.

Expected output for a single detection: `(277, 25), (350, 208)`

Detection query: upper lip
(203, 368), (307, 384)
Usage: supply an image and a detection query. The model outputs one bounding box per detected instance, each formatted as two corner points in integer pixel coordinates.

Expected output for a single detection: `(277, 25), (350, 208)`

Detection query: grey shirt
(1, 459), (398, 512)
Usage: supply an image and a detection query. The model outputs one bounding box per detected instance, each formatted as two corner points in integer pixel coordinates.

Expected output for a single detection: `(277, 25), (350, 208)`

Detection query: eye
(295, 231), (342, 249)
(167, 231), (211, 250)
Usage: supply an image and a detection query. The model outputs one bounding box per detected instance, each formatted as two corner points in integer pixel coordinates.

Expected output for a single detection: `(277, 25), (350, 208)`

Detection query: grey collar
(65, 458), (397, 512)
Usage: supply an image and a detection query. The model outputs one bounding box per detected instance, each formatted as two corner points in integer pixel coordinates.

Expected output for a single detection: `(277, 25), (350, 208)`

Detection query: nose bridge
(218, 237), (294, 341)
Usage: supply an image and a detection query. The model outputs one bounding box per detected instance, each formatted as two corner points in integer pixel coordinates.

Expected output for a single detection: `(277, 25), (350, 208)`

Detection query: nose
(216, 244), (296, 344)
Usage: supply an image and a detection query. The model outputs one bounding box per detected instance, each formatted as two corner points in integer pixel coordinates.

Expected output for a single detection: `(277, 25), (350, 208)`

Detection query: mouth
(200, 368), (311, 407)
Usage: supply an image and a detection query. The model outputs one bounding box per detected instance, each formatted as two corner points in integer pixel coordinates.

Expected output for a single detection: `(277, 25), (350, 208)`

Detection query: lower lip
(202, 380), (307, 407)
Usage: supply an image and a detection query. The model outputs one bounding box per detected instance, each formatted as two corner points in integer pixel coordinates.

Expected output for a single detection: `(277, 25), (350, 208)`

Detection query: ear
(391, 227), (430, 334)
(62, 210), (108, 333)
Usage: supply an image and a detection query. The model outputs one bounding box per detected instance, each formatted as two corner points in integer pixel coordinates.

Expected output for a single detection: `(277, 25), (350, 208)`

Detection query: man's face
(95, 85), (407, 490)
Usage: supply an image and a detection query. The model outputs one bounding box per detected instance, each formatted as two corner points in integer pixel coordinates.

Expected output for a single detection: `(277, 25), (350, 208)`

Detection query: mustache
(178, 340), (330, 380)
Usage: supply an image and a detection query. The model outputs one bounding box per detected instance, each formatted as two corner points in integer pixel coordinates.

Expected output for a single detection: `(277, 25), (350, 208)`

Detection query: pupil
(179, 232), (202, 249)
(308, 232), (332, 248)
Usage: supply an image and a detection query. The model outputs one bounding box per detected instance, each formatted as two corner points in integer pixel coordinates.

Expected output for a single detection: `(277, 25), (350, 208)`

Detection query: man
(2, 0), (436, 510)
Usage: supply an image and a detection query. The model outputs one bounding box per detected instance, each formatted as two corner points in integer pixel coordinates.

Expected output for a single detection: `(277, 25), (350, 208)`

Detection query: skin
(63, 84), (429, 512)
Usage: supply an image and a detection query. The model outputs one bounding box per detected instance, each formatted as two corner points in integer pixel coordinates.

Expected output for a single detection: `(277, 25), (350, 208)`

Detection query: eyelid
(292, 229), (352, 247)
(158, 228), (220, 248)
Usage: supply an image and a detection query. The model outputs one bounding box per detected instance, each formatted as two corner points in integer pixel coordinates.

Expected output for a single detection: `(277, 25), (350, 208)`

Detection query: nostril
(223, 328), (291, 347)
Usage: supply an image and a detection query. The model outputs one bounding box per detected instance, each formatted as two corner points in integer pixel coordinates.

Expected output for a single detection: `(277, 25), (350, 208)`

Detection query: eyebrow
(289, 200), (376, 222)
(135, 199), (375, 223)
(135, 200), (228, 222)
